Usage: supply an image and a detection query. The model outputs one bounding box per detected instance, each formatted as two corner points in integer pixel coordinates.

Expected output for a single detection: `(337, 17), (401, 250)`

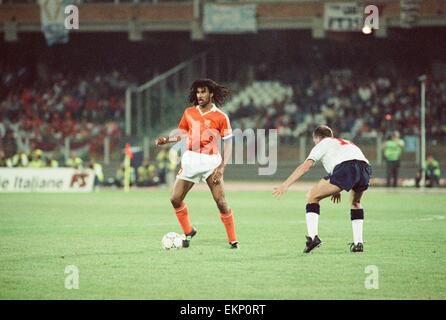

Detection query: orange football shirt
(177, 105), (232, 155)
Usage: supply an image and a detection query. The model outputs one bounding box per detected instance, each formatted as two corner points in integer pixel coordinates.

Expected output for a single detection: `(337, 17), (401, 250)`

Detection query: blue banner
(203, 4), (257, 34)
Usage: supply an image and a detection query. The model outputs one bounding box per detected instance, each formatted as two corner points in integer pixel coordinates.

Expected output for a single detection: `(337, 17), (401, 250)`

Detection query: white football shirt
(306, 137), (369, 174)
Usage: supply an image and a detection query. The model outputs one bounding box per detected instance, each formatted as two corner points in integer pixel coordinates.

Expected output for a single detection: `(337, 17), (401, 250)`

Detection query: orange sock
(220, 209), (237, 243)
(174, 202), (192, 235)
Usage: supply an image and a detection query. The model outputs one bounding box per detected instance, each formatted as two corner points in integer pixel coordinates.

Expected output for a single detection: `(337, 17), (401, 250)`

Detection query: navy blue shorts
(324, 160), (372, 192)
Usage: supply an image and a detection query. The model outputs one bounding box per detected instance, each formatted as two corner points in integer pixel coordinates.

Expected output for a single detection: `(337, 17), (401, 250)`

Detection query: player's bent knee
(306, 192), (320, 204)
(170, 197), (183, 209)
(307, 198), (320, 204)
(305, 191), (312, 203)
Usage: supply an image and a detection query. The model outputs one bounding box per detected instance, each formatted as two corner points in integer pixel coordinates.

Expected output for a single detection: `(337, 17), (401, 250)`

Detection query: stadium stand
(0, 67), (131, 159)
(224, 73), (446, 143)
(1, 0), (445, 187)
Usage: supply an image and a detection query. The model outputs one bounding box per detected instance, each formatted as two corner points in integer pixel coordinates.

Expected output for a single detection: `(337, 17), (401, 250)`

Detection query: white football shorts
(176, 150), (222, 184)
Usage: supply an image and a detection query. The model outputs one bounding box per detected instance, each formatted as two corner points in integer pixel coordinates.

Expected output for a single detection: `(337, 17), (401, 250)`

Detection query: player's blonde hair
(313, 125), (334, 139)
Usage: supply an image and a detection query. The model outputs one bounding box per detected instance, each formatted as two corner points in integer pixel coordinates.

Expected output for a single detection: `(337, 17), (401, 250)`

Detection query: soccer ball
(161, 232), (184, 250)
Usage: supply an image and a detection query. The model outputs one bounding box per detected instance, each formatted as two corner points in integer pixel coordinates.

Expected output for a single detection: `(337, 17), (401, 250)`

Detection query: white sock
(352, 219), (364, 244)
(306, 212), (319, 239)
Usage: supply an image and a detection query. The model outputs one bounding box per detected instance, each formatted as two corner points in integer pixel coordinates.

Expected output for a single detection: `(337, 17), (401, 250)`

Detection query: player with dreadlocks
(155, 79), (238, 249)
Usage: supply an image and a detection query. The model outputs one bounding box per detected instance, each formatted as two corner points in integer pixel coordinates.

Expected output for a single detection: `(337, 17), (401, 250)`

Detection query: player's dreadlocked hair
(313, 125), (334, 139)
(188, 79), (231, 107)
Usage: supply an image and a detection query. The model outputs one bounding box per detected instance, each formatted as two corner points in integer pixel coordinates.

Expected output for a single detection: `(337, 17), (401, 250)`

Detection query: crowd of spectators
(227, 70), (446, 144)
(0, 66), (136, 159)
(107, 148), (177, 188)
(0, 145), (177, 188)
(0, 146), (101, 171)
(0, 146), (109, 188)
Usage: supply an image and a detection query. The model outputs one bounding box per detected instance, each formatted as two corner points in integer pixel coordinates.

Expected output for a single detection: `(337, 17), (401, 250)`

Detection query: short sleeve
(220, 113), (233, 140)
(178, 111), (189, 131)
(306, 138), (330, 162)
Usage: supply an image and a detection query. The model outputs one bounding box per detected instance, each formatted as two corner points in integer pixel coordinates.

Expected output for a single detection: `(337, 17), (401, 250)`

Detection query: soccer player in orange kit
(155, 79), (238, 249)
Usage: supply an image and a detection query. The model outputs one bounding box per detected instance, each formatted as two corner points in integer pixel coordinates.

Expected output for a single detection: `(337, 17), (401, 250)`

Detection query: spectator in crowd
(9, 149), (29, 167)
(383, 131), (405, 187)
(415, 155), (441, 188)
(88, 158), (104, 189)
(156, 148), (171, 185)
(1, 130), (17, 158)
(66, 152), (83, 169)
(137, 159), (159, 187)
(29, 149), (45, 168)
(166, 148), (179, 187)
(0, 149), (7, 167)
(114, 163), (135, 188)
(46, 154), (60, 168)
(0, 115), (5, 140)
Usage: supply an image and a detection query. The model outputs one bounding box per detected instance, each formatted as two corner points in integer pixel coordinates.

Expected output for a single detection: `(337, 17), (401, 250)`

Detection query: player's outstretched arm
(272, 159), (314, 198)
(155, 135), (183, 146)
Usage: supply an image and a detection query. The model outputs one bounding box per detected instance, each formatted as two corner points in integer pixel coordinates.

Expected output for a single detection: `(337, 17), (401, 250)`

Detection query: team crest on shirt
(204, 119), (212, 129)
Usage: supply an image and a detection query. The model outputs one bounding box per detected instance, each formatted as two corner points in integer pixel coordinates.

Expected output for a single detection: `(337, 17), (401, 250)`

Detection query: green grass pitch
(0, 189), (445, 299)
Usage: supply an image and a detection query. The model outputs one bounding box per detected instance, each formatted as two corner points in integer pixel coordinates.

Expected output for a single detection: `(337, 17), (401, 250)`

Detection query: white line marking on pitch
(419, 215), (445, 221)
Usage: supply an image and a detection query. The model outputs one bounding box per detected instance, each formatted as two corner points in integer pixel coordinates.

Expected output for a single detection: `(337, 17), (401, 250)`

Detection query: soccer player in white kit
(273, 125), (372, 253)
